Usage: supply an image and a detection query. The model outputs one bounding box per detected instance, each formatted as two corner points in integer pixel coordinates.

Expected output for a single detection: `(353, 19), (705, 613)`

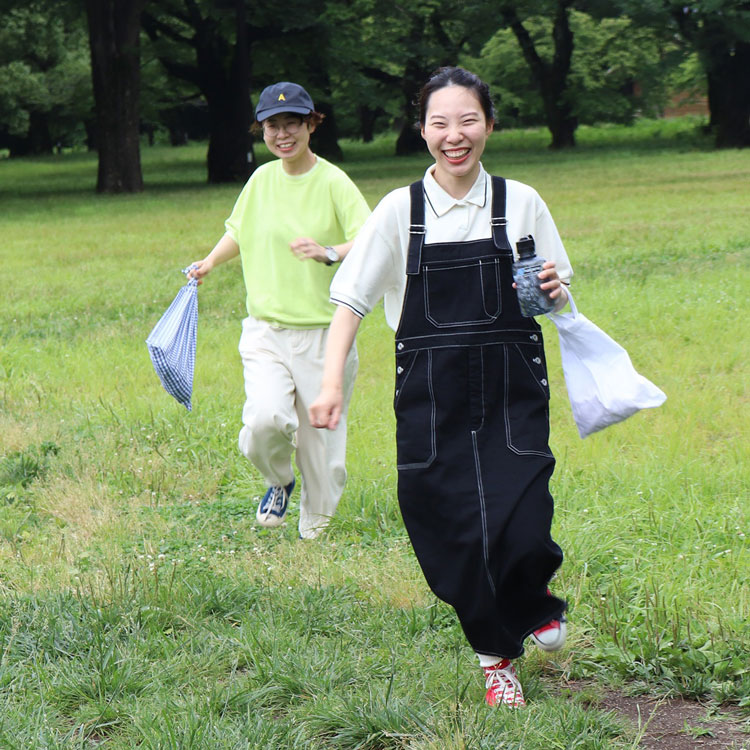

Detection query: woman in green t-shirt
(187, 82), (370, 539)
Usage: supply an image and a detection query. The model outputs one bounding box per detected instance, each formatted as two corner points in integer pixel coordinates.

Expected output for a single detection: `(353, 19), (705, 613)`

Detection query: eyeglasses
(262, 118), (304, 136)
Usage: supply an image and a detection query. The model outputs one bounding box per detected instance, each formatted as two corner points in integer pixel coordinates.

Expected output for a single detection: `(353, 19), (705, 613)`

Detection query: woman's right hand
(309, 306), (362, 431)
(309, 384), (344, 431)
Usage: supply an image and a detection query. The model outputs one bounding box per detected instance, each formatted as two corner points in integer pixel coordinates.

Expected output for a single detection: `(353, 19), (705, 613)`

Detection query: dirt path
(573, 684), (748, 748)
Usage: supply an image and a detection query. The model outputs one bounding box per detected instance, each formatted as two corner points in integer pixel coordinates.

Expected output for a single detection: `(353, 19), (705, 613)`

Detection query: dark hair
(250, 111), (326, 135)
(417, 67), (495, 126)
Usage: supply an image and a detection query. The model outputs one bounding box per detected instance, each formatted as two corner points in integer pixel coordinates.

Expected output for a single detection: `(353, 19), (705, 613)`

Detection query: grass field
(1, 117), (749, 748)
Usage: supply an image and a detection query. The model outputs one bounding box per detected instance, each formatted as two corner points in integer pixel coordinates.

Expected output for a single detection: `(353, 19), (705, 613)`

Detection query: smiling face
(262, 113), (316, 174)
(420, 84), (494, 197)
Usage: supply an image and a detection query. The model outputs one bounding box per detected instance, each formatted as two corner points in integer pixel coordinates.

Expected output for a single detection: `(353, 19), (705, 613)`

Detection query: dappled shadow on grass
(493, 117), (713, 154)
(0, 145), (263, 202)
(0, 117), (716, 203)
(0, 177), (236, 215)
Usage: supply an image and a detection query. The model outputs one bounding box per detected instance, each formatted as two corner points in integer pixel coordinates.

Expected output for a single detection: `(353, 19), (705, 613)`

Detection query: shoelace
(484, 660), (526, 707)
(261, 486), (287, 517)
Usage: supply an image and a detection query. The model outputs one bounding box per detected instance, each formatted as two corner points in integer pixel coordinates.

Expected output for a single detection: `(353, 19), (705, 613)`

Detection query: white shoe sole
(530, 620), (567, 652)
(255, 509), (287, 527)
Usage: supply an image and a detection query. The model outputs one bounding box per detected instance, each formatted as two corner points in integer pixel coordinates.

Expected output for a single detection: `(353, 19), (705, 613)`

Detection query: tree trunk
(310, 100), (344, 161)
(194, 3), (253, 183)
(7, 134), (31, 158)
(545, 1), (577, 149)
(28, 112), (54, 154)
(210, 0), (253, 182)
(299, 58), (343, 161)
(358, 105), (383, 142)
(548, 109), (577, 149)
(395, 58), (429, 156)
(358, 57), (426, 154)
(206, 83), (253, 183)
(85, 0), (145, 193)
(503, 0), (577, 149)
(671, 8), (750, 149)
(7, 112), (54, 157)
(396, 120), (425, 155)
(704, 40), (750, 148)
(84, 118), (97, 151)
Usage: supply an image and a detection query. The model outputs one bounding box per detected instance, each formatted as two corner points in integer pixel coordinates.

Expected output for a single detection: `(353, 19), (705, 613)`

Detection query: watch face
(326, 247), (339, 263)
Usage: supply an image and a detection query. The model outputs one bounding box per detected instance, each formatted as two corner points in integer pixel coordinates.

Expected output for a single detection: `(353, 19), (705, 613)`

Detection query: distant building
(662, 91), (709, 118)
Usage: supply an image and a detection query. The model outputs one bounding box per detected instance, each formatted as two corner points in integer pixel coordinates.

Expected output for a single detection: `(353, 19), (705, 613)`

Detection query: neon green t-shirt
(225, 157), (370, 328)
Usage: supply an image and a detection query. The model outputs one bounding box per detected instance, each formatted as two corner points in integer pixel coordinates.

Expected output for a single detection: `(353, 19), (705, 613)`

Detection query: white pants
(237, 316), (358, 538)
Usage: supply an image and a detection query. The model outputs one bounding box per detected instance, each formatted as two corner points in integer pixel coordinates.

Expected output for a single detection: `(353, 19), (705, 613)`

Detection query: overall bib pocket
(504, 343), (554, 457)
(395, 349), (437, 469)
(424, 258), (501, 328)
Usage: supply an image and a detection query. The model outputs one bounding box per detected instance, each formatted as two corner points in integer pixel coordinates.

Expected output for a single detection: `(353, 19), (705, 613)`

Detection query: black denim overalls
(394, 177), (566, 658)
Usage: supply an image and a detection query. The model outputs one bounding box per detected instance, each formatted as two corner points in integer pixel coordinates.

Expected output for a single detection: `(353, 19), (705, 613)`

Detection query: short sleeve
(330, 188), (408, 319)
(331, 170), (371, 241)
(224, 176), (255, 243)
(533, 195), (573, 285)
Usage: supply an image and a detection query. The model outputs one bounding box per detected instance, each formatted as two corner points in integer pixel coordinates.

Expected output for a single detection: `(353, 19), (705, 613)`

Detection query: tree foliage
(495, 0), (578, 148)
(142, 0), (348, 180)
(142, 0), (257, 183)
(323, 0), (497, 154)
(2, 0), (746, 172)
(472, 11), (679, 131)
(85, 0), (145, 193)
(245, 0), (344, 160)
(0, 1), (91, 155)
(621, 0), (750, 147)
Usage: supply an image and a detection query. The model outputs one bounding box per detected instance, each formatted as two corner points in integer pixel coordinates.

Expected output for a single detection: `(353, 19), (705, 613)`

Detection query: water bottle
(512, 235), (555, 317)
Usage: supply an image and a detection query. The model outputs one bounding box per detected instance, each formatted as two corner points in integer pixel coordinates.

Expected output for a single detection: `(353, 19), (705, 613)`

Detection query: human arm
(290, 167), (371, 265)
(289, 237), (355, 264)
(309, 306), (363, 430)
(186, 233), (239, 282)
(519, 184), (571, 312)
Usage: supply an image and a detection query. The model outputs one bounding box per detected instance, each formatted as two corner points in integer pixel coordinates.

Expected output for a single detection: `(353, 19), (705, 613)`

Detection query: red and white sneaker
(530, 613), (567, 652)
(483, 659), (526, 708)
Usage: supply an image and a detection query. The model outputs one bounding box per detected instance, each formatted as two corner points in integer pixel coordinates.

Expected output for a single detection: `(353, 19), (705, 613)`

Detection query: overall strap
(406, 180), (425, 276)
(490, 176), (512, 252)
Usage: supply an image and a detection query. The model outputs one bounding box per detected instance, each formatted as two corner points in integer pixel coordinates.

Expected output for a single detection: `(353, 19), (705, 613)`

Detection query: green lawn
(0, 118), (748, 748)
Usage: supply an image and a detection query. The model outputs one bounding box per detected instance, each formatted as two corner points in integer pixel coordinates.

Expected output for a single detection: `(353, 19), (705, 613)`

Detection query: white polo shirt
(331, 164), (573, 331)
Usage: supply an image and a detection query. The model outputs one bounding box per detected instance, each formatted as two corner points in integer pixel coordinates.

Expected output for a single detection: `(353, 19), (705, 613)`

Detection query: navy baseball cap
(255, 82), (315, 122)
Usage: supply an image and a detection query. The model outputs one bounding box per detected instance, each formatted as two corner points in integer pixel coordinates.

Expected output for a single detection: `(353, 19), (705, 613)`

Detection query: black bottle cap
(516, 234), (536, 258)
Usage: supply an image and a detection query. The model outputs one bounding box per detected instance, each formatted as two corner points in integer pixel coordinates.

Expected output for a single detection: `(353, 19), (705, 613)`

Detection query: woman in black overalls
(310, 67), (571, 708)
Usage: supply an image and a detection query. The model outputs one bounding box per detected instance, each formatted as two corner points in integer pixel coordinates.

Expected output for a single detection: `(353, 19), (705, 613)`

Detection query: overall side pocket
(504, 343), (554, 458)
(394, 349), (437, 470)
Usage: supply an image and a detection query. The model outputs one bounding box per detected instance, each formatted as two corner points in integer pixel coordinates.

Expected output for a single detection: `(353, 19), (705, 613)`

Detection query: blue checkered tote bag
(146, 271), (199, 410)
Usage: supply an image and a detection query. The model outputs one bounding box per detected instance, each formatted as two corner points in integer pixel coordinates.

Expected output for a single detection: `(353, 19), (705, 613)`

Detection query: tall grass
(1, 117), (748, 747)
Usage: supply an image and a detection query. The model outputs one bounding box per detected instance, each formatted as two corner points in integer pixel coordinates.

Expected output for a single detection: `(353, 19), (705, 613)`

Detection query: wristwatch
(324, 246), (340, 265)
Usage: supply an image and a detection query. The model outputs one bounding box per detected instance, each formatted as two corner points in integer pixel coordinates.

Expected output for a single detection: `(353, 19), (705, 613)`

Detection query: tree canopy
(1, 0), (745, 190)
(0, 1), (91, 156)
(621, 0), (750, 147)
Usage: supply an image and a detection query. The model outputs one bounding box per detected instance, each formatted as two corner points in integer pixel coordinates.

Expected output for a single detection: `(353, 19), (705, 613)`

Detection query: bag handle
(546, 286), (578, 320)
(182, 264), (200, 286)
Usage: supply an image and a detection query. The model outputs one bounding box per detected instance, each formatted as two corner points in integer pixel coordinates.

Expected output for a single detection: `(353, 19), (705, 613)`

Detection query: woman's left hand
(290, 237), (326, 263)
(538, 260), (565, 300)
(538, 260), (569, 310)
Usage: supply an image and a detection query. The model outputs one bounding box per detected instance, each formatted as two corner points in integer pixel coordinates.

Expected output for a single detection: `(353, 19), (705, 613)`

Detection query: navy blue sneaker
(256, 478), (295, 527)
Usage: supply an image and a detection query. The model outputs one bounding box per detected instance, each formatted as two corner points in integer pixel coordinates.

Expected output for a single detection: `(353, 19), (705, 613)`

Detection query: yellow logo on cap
(278, 93), (286, 101)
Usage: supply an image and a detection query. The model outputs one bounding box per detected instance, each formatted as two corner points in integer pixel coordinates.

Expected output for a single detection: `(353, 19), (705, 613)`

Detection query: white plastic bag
(546, 291), (666, 438)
